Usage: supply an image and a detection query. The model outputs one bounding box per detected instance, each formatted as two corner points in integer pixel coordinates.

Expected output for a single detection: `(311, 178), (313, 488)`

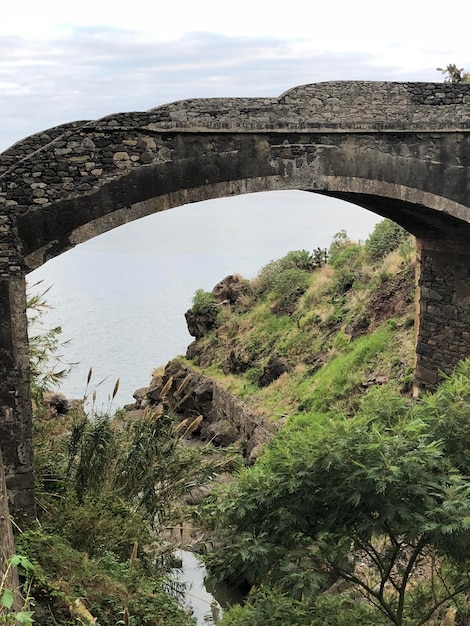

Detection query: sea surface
(28, 190), (381, 408)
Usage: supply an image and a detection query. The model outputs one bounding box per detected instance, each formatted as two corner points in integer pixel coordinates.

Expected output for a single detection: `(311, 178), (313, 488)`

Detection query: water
(174, 549), (246, 625)
(26, 190), (380, 622)
(28, 190), (380, 407)
(175, 550), (223, 625)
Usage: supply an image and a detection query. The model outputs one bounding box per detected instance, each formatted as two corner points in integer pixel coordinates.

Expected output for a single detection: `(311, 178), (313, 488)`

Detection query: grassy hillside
(185, 223), (470, 626)
(184, 222), (415, 421)
(7, 220), (421, 626)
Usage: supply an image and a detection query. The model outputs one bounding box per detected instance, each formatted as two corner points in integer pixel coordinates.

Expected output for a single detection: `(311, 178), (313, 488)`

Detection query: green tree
(191, 288), (218, 317)
(219, 587), (386, 626)
(327, 230), (351, 265)
(365, 219), (409, 261)
(437, 64), (470, 83)
(253, 249), (325, 298)
(271, 268), (311, 314)
(26, 401), (212, 623)
(207, 368), (470, 625)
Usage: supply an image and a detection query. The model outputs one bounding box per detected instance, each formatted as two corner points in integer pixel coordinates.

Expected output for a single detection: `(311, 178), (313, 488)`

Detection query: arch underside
(10, 128), (469, 271)
(20, 171), (470, 272)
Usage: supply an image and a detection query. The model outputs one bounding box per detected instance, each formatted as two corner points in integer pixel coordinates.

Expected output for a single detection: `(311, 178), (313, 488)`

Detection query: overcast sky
(2, 0), (469, 153)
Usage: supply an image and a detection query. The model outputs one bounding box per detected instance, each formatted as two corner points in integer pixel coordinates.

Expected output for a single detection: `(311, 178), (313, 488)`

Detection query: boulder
(43, 391), (69, 416)
(222, 349), (250, 375)
(212, 274), (248, 305)
(145, 361), (279, 462)
(132, 387), (149, 408)
(185, 308), (218, 339)
(202, 419), (238, 447)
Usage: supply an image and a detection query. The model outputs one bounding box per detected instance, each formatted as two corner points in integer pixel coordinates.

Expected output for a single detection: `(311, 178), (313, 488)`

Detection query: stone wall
(1, 81), (470, 279)
(146, 361), (279, 463)
(414, 240), (470, 393)
(0, 276), (34, 519)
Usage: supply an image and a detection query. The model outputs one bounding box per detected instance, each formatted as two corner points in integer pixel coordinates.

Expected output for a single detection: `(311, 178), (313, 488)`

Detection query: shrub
(330, 243), (362, 270)
(191, 288), (217, 316)
(331, 270), (356, 297)
(28, 401), (215, 624)
(219, 587), (316, 626)
(253, 249), (324, 298)
(27, 283), (72, 404)
(272, 268), (311, 314)
(282, 250), (315, 271)
(220, 588), (386, 626)
(254, 259), (286, 297)
(365, 219), (409, 261)
(327, 230), (350, 265)
(208, 361), (470, 626)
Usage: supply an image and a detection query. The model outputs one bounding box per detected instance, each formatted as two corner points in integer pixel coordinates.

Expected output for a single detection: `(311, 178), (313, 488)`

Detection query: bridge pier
(414, 239), (470, 395)
(0, 275), (35, 521)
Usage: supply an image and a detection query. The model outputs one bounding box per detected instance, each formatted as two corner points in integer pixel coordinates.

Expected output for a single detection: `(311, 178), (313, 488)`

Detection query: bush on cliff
(191, 288), (218, 317)
(271, 267), (311, 315)
(219, 587), (386, 626)
(185, 224), (415, 420)
(27, 282), (72, 405)
(253, 248), (326, 299)
(19, 303), (211, 626)
(185, 288), (221, 339)
(365, 218), (409, 261)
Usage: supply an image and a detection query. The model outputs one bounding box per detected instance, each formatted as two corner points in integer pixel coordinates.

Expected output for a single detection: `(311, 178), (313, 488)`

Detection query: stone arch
(2, 80), (470, 519)
(14, 141), (470, 272)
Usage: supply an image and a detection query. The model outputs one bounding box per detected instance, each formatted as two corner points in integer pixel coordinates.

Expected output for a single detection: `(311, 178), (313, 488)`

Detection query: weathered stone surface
(184, 307), (218, 339)
(1, 81), (470, 516)
(414, 241), (470, 394)
(0, 449), (22, 611)
(212, 274), (249, 305)
(43, 391), (69, 416)
(146, 361), (278, 462)
(0, 277), (35, 520)
(222, 349), (251, 375)
(132, 386), (150, 408)
(1, 82), (470, 280)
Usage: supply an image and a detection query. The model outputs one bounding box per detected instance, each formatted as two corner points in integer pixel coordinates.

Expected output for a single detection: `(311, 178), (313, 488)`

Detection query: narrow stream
(175, 549), (244, 625)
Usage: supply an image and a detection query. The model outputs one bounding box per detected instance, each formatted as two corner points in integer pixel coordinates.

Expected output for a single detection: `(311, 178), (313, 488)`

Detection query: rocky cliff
(136, 359), (279, 464)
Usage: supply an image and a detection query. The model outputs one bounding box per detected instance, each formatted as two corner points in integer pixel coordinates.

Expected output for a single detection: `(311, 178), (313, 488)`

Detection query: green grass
(296, 322), (397, 414)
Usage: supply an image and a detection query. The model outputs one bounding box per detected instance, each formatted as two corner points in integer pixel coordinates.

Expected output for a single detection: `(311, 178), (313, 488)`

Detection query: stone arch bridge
(1, 80), (470, 519)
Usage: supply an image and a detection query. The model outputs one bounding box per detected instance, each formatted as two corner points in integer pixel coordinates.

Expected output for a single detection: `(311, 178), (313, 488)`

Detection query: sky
(8, 0), (469, 404)
(2, 0), (469, 152)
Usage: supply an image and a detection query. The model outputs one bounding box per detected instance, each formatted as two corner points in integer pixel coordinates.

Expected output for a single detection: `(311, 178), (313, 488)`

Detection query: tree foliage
(27, 282), (72, 403)
(220, 587), (386, 626)
(206, 361), (470, 625)
(253, 249), (326, 298)
(365, 219), (409, 261)
(437, 63), (470, 83)
(191, 288), (218, 317)
(271, 268), (311, 314)
(27, 385), (215, 622)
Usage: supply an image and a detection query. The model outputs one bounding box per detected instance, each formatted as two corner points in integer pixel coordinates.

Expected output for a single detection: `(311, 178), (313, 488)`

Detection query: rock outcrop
(185, 274), (250, 342)
(143, 360), (279, 464)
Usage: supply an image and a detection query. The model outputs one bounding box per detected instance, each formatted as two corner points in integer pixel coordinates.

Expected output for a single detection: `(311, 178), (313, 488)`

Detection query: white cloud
(0, 15), (468, 152)
(4, 0), (470, 51)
